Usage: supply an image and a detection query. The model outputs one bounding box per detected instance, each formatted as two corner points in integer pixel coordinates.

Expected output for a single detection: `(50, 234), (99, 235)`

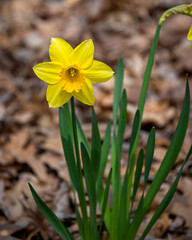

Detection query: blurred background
(0, 0), (192, 239)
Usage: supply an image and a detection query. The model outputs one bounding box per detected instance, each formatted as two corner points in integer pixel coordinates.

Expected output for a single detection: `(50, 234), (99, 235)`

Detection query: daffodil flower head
(187, 25), (192, 47)
(33, 38), (114, 107)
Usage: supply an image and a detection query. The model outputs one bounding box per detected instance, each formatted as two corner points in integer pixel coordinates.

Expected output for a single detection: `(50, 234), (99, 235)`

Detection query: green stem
(138, 23), (161, 129)
(127, 22), (162, 217)
(70, 97), (90, 240)
(71, 97), (80, 164)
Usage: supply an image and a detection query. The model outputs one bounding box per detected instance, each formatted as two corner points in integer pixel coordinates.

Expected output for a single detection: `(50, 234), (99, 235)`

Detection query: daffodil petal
(33, 62), (62, 84)
(187, 26), (192, 46)
(84, 60), (114, 84)
(46, 83), (71, 108)
(49, 38), (73, 66)
(72, 78), (95, 105)
(71, 39), (94, 69)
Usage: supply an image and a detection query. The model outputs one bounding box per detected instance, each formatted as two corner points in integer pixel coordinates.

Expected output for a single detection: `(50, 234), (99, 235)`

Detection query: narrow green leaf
(110, 90), (127, 238)
(97, 121), (111, 198)
(123, 194), (144, 240)
(111, 134), (118, 193)
(121, 109), (140, 223)
(96, 122), (112, 231)
(117, 108), (140, 237)
(140, 145), (192, 240)
(59, 107), (79, 191)
(125, 152), (136, 220)
(76, 117), (91, 156)
(91, 107), (101, 182)
(70, 98), (89, 239)
(117, 89), (127, 160)
(130, 24), (161, 179)
(138, 24), (161, 124)
(99, 169), (112, 233)
(113, 57), (124, 130)
(127, 78), (190, 240)
(29, 183), (74, 240)
(81, 143), (97, 212)
(144, 127), (155, 190)
(117, 169), (129, 240)
(73, 195), (84, 239)
(132, 149), (144, 206)
(111, 89), (127, 199)
(60, 104), (89, 238)
(144, 78), (190, 212)
(62, 103), (73, 141)
(128, 109), (140, 162)
(81, 143), (98, 240)
(110, 171), (121, 240)
(123, 25), (161, 234)
(70, 97), (81, 167)
(111, 58), (124, 195)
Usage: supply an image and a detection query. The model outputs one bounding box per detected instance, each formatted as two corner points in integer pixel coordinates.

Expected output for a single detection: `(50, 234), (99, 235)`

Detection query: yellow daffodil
(187, 25), (192, 46)
(33, 38), (114, 107)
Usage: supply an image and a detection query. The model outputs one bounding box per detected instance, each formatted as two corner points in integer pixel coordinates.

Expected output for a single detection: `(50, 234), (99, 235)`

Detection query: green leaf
(61, 103), (73, 141)
(76, 117), (91, 157)
(74, 198), (84, 239)
(122, 25), (161, 233)
(132, 149), (144, 206)
(91, 107), (101, 182)
(138, 24), (161, 124)
(113, 57), (124, 130)
(111, 134), (118, 192)
(117, 169), (129, 240)
(130, 24), (161, 176)
(111, 58), (124, 194)
(110, 90), (127, 240)
(111, 89), (127, 202)
(117, 89), (127, 160)
(140, 145), (192, 240)
(81, 143), (97, 213)
(123, 194), (144, 240)
(97, 121), (111, 198)
(96, 122), (112, 231)
(117, 108), (140, 238)
(144, 78), (190, 212)
(29, 183), (74, 240)
(81, 143), (98, 240)
(128, 109), (140, 162)
(127, 78), (190, 240)
(125, 152), (136, 220)
(60, 104), (90, 239)
(59, 107), (78, 191)
(144, 127), (155, 190)
(120, 109), (140, 223)
(110, 171), (121, 240)
(99, 169), (112, 233)
(70, 98), (90, 239)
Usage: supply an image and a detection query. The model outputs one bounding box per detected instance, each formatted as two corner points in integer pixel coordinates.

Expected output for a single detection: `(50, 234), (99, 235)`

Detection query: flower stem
(71, 97), (80, 163)
(70, 97), (90, 240)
